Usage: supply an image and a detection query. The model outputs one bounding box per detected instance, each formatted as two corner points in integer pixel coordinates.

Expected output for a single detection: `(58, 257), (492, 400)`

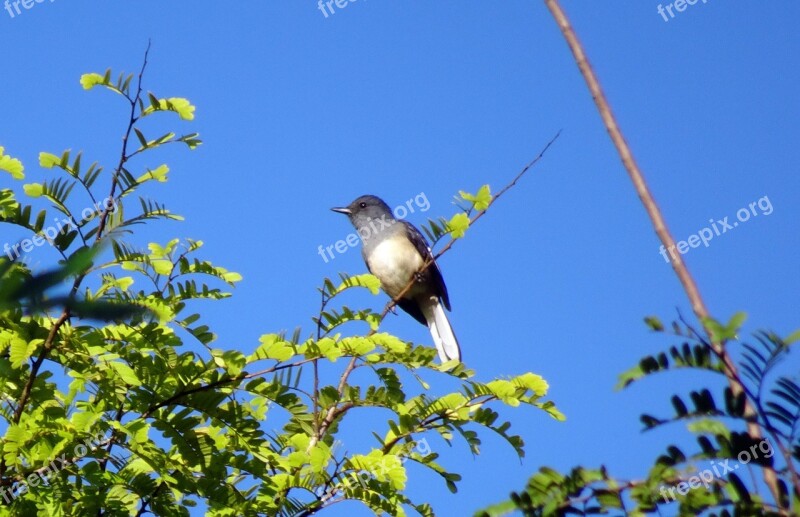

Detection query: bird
(331, 195), (461, 363)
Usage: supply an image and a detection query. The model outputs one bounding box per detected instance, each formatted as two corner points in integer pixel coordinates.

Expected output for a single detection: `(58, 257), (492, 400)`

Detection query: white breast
(367, 236), (424, 298)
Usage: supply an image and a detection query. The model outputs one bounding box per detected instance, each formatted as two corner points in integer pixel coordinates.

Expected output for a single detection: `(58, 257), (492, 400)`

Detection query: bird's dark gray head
(331, 195), (396, 230)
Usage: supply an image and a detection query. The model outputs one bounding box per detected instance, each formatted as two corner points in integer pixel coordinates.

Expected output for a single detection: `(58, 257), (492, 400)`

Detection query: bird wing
(401, 221), (451, 311)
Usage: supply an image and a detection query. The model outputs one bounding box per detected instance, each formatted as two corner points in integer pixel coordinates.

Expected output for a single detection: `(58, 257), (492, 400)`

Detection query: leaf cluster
(0, 58), (561, 517)
(480, 314), (800, 516)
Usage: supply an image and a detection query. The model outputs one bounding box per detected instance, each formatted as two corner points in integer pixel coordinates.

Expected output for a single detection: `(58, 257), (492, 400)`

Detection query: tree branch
(96, 40), (150, 239)
(542, 0), (784, 510)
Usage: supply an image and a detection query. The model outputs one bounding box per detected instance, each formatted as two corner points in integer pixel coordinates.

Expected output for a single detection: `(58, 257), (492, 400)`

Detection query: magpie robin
(332, 195), (461, 362)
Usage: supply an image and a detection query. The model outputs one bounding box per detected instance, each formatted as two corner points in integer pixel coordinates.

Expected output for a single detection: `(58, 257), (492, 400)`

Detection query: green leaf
(447, 212), (470, 239)
(136, 164), (170, 184)
(317, 337), (343, 362)
(150, 258), (174, 276)
(250, 334), (295, 362)
(339, 336), (376, 356)
(534, 400), (566, 421)
(702, 316), (738, 343)
(486, 379), (521, 406)
(687, 418), (731, 439)
(644, 316), (664, 331)
(148, 240), (178, 259)
(512, 372), (550, 396)
(477, 500), (518, 517)
(726, 311), (747, 333)
(22, 183), (43, 198)
(107, 361), (142, 386)
(370, 333), (408, 354)
(134, 128), (148, 148)
(9, 338), (40, 368)
(178, 132), (203, 149)
(221, 271), (242, 283)
(80, 72), (107, 90)
(785, 329), (800, 345)
(329, 273), (381, 296)
(348, 451), (407, 490)
(0, 189), (20, 218)
(142, 97), (196, 121)
(0, 147), (24, 179)
(459, 185), (492, 211)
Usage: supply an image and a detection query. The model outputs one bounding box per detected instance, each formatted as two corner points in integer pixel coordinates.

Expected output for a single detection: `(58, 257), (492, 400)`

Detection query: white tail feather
(422, 300), (461, 363)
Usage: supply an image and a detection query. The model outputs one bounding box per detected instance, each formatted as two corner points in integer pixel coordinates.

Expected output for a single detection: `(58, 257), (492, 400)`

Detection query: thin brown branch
(381, 131), (562, 321)
(12, 311), (68, 423)
(96, 40), (151, 240)
(96, 402), (125, 476)
(307, 358), (359, 451)
(12, 43), (153, 431)
(140, 356), (319, 420)
(135, 481), (164, 517)
(311, 289), (328, 438)
(542, 0), (784, 510)
(0, 436), (115, 489)
(15, 43), (152, 509)
(380, 396), (499, 454)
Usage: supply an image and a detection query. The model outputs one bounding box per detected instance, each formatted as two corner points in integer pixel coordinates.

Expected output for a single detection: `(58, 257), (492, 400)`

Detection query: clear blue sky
(2, 1), (798, 515)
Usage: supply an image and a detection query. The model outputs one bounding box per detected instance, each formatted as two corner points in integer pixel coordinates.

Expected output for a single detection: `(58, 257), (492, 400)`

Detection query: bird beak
(331, 206), (351, 215)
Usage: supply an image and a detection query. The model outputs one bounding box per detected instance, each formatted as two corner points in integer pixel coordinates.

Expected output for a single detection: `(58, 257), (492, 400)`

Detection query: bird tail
(423, 299), (461, 363)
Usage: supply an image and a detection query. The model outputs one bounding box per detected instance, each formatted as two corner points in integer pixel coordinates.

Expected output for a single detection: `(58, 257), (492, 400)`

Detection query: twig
(4, 44), (154, 491)
(312, 289), (329, 439)
(542, 0), (784, 510)
(96, 40), (150, 239)
(13, 43), (152, 426)
(140, 356), (320, 420)
(380, 131), (561, 319)
(97, 402), (124, 471)
(135, 481), (164, 517)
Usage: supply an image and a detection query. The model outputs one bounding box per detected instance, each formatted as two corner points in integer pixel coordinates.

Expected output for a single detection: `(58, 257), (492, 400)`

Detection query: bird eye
(359, 202), (367, 208)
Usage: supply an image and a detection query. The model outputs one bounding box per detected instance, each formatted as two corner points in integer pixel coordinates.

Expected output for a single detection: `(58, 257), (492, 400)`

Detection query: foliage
(479, 314), (800, 516)
(0, 54), (561, 516)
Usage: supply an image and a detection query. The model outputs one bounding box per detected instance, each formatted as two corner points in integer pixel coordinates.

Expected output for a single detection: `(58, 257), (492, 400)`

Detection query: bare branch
(542, 0), (784, 510)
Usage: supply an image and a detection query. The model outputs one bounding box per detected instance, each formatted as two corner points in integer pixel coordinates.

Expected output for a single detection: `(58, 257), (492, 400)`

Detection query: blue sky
(1, 1), (799, 515)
